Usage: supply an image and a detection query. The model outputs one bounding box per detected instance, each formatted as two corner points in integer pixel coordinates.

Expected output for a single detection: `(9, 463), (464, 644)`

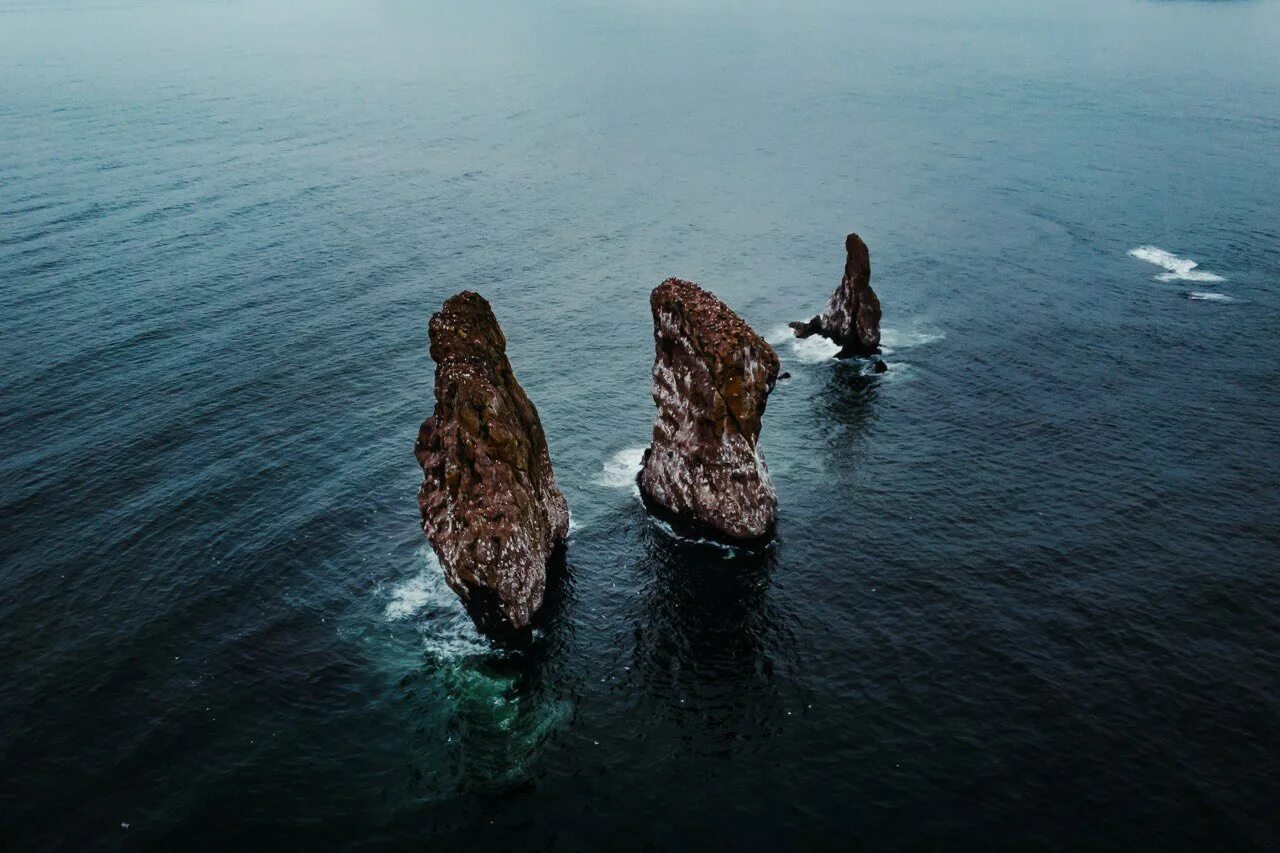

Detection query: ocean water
(2, 0), (1279, 848)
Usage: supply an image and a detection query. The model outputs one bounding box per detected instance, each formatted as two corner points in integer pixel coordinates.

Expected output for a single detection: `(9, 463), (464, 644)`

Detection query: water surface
(2, 0), (1279, 848)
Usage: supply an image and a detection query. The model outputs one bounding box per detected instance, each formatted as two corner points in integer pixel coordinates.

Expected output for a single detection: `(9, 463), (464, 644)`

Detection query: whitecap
(1156, 271), (1224, 283)
(1129, 246), (1225, 282)
(1186, 292), (1236, 303)
(596, 447), (645, 489)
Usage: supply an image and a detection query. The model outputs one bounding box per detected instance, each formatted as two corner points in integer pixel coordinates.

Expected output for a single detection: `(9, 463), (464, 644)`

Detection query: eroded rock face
(790, 232), (882, 357)
(638, 278), (780, 544)
(414, 291), (570, 645)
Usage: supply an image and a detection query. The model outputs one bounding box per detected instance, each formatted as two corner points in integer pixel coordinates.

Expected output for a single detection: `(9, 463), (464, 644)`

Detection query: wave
(770, 323), (942, 362)
(382, 546), (489, 658)
(384, 552), (440, 620)
(790, 335), (842, 363)
(1186, 292), (1236, 303)
(765, 325), (793, 347)
(880, 326), (944, 355)
(1156, 271), (1224, 283)
(875, 361), (916, 381)
(596, 447), (645, 489)
(645, 514), (755, 556)
(1129, 246), (1225, 282)
(766, 325), (842, 363)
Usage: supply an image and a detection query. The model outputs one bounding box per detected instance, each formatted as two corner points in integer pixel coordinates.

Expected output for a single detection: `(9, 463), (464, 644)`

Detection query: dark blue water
(3, 0), (1279, 848)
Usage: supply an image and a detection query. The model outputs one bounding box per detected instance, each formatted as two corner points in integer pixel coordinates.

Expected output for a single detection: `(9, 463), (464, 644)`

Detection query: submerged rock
(638, 278), (780, 544)
(789, 232), (882, 357)
(414, 291), (570, 645)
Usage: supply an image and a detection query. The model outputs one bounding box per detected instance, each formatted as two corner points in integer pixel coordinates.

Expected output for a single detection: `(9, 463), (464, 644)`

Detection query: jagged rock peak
(790, 232), (882, 357)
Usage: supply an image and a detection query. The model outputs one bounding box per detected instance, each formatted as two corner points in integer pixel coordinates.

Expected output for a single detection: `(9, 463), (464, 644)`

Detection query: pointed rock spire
(790, 232), (882, 357)
(414, 291), (570, 645)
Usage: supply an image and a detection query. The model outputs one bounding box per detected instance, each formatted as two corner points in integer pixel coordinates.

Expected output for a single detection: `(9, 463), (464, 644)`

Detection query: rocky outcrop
(638, 279), (780, 544)
(414, 291), (570, 645)
(790, 232), (881, 357)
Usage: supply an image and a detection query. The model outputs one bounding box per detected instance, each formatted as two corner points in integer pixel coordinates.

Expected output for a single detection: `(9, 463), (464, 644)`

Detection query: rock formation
(638, 278), (780, 544)
(414, 291), (570, 645)
(789, 232), (882, 357)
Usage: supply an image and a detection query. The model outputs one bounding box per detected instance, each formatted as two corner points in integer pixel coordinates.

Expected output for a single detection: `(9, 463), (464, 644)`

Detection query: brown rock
(638, 278), (780, 544)
(789, 232), (882, 357)
(414, 291), (570, 645)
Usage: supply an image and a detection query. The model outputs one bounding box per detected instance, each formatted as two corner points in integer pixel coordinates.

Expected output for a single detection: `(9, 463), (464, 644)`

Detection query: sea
(2, 0), (1278, 848)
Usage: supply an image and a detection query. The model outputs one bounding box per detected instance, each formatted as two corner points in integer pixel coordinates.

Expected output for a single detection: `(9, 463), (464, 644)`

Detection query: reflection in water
(816, 360), (884, 438)
(630, 525), (799, 747)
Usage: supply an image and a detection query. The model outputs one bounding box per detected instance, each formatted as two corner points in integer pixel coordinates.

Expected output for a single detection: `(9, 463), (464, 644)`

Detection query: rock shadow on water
(814, 358), (887, 437)
(629, 523), (797, 743)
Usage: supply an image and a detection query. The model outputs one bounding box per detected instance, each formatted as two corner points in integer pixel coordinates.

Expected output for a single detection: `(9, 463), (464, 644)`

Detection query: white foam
(381, 546), (491, 658)
(1129, 245), (1187, 270)
(766, 325), (795, 346)
(770, 323), (942, 362)
(1187, 291), (1236, 303)
(382, 576), (431, 620)
(876, 361), (916, 381)
(767, 324), (840, 363)
(384, 552), (440, 620)
(645, 514), (751, 556)
(880, 326), (944, 355)
(1129, 246), (1225, 283)
(596, 447), (645, 489)
(790, 335), (842, 363)
(1156, 271), (1224, 283)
